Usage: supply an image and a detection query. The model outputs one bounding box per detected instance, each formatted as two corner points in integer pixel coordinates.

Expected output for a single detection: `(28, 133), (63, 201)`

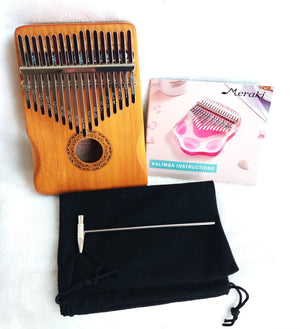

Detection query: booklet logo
(222, 87), (266, 99)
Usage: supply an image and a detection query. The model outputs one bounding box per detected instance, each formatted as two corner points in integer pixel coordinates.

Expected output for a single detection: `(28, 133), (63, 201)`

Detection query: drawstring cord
(222, 283), (249, 326)
(55, 265), (116, 306)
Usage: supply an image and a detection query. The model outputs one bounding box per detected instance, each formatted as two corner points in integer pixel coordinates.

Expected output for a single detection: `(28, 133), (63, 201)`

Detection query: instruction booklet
(145, 78), (274, 185)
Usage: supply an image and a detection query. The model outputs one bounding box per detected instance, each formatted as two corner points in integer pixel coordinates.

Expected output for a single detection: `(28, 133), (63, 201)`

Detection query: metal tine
(100, 31), (111, 117)
(79, 30), (93, 132)
(120, 31), (129, 107)
(58, 33), (73, 130)
(106, 32), (117, 114)
(215, 103), (232, 122)
(222, 106), (238, 123)
(24, 35), (38, 112)
(201, 99), (237, 124)
(191, 106), (210, 128)
(193, 103), (229, 132)
(17, 35), (31, 109)
(86, 29), (99, 126)
(193, 103), (219, 131)
(52, 35), (66, 125)
(210, 103), (230, 125)
(196, 106), (221, 131)
(192, 106), (218, 131)
(93, 30), (105, 121)
(127, 30), (135, 104)
(207, 105), (232, 131)
(113, 31), (123, 110)
(207, 115), (224, 131)
(38, 35), (52, 118)
(45, 36), (59, 122)
(66, 34), (80, 134)
(204, 114), (224, 131)
(201, 100), (233, 131)
(73, 33), (87, 137)
(73, 33), (86, 137)
(203, 111), (227, 132)
(31, 36), (45, 114)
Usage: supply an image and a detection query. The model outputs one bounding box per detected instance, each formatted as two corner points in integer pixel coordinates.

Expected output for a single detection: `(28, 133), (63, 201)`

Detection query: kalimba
(15, 22), (147, 194)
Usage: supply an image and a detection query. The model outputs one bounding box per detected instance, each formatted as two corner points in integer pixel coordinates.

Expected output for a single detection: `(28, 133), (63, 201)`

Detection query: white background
(1, 1), (300, 328)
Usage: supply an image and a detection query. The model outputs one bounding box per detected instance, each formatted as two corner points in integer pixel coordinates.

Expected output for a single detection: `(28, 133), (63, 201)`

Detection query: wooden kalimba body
(15, 22), (147, 194)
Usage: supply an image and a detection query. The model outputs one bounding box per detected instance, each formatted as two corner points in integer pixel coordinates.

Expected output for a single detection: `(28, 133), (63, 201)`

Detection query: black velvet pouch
(56, 181), (248, 326)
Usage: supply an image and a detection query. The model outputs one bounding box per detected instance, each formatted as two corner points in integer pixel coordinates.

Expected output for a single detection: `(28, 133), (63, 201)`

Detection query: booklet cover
(145, 79), (274, 185)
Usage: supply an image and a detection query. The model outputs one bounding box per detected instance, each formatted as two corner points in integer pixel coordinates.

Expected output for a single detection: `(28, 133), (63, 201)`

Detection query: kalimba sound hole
(76, 138), (103, 163)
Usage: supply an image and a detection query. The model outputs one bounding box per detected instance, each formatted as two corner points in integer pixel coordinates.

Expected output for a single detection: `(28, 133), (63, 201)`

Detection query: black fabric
(56, 181), (240, 318)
